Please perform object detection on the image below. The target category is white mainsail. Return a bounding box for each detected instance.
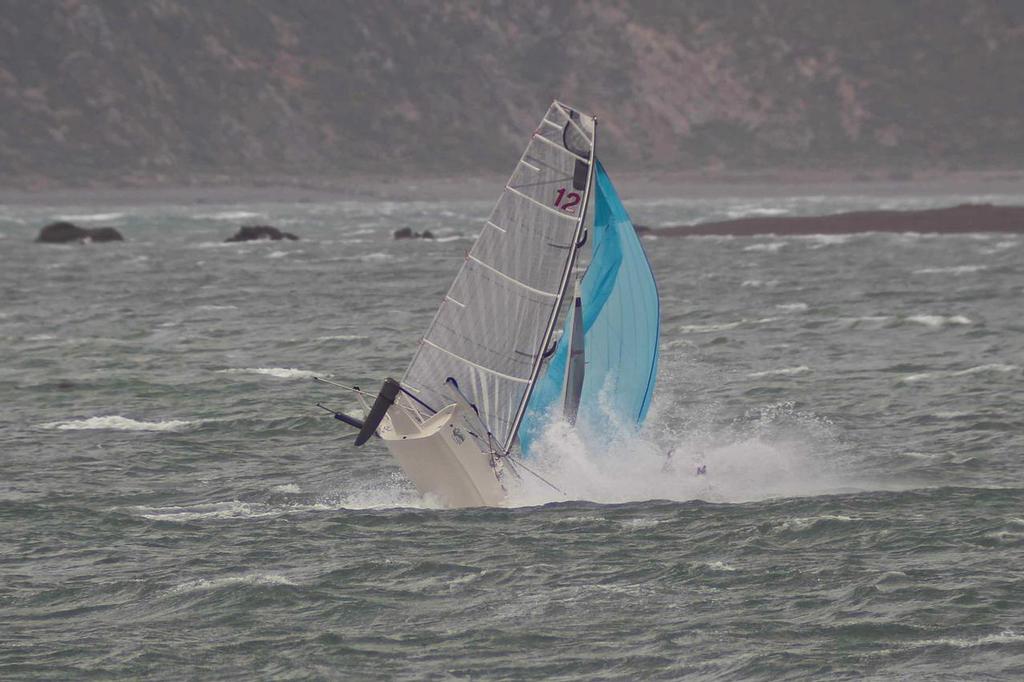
[401,101,596,452]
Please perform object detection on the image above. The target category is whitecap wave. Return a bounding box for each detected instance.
[191,210,264,221]
[906,314,972,328]
[56,212,125,222]
[743,241,787,252]
[218,367,321,379]
[741,279,779,288]
[775,302,808,312]
[41,415,192,431]
[913,265,988,275]
[748,366,811,378]
[315,334,365,342]
[679,317,779,334]
[951,363,1019,376]
[170,573,296,594]
[360,252,395,263]
[777,514,855,532]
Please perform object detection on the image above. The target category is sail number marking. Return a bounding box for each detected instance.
[553,188,581,214]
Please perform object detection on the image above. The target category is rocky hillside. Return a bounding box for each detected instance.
[1,0,1022,186]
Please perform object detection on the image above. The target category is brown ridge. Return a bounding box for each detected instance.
[640,204,1024,237]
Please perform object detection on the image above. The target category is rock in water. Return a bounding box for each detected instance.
[86,227,125,242]
[393,227,435,240]
[37,221,124,243]
[225,225,299,242]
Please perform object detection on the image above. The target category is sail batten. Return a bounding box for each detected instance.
[401,102,596,451]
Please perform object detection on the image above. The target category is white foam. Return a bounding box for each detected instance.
[266,250,289,259]
[900,364,1017,384]
[218,367,320,379]
[315,334,365,341]
[804,234,853,248]
[41,415,192,431]
[138,501,280,521]
[679,321,743,334]
[899,372,937,384]
[891,630,1024,653]
[907,314,972,329]
[743,241,786,252]
[679,317,779,334]
[952,363,1019,376]
[57,212,124,222]
[748,366,811,378]
[741,279,779,288]
[702,561,738,572]
[775,303,808,312]
[505,403,846,507]
[359,252,395,263]
[913,265,988,275]
[777,514,855,532]
[192,210,264,221]
[170,573,296,594]
[271,484,301,494]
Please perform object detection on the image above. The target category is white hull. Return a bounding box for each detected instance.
[380,403,506,508]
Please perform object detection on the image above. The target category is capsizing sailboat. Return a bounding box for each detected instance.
[319,101,659,508]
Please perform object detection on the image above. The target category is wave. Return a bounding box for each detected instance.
[882,630,1024,654]
[913,264,988,275]
[56,212,125,222]
[315,334,365,341]
[743,241,787,252]
[359,252,395,262]
[678,317,779,334]
[748,366,811,378]
[191,210,264,221]
[898,363,1018,384]
[775,514,856,533]
[169,573,296,594]
[775,302,809,312]
[40,415,193,431]
[906,314,972,329]
[951,363,1019,376]
[217,367,321,379]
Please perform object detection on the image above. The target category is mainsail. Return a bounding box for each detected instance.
[518,159,660,455]
[401,101,596,452]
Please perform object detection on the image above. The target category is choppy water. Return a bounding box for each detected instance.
[2,190,1024,679]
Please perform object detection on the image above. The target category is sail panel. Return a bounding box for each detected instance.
[402,102,595,448]
[518,159,660,456]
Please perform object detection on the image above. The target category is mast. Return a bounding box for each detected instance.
[502,109,597,454]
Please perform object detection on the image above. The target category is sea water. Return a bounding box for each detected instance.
[2,191,1023,679]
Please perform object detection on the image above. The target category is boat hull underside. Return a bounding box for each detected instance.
[380,405,506,508]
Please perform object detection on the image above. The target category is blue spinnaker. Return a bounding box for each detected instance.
[518,159,659,456]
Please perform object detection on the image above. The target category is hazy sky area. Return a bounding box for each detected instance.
[0,0,1022,189]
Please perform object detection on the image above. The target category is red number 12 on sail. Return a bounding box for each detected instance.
[554,188,581,213]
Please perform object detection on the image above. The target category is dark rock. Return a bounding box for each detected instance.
[86,226,124,242]
[393,227,435,240]
[37,221,124,243]
[225,225,299,242]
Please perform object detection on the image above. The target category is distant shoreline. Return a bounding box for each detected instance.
[1,169,1023,205]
